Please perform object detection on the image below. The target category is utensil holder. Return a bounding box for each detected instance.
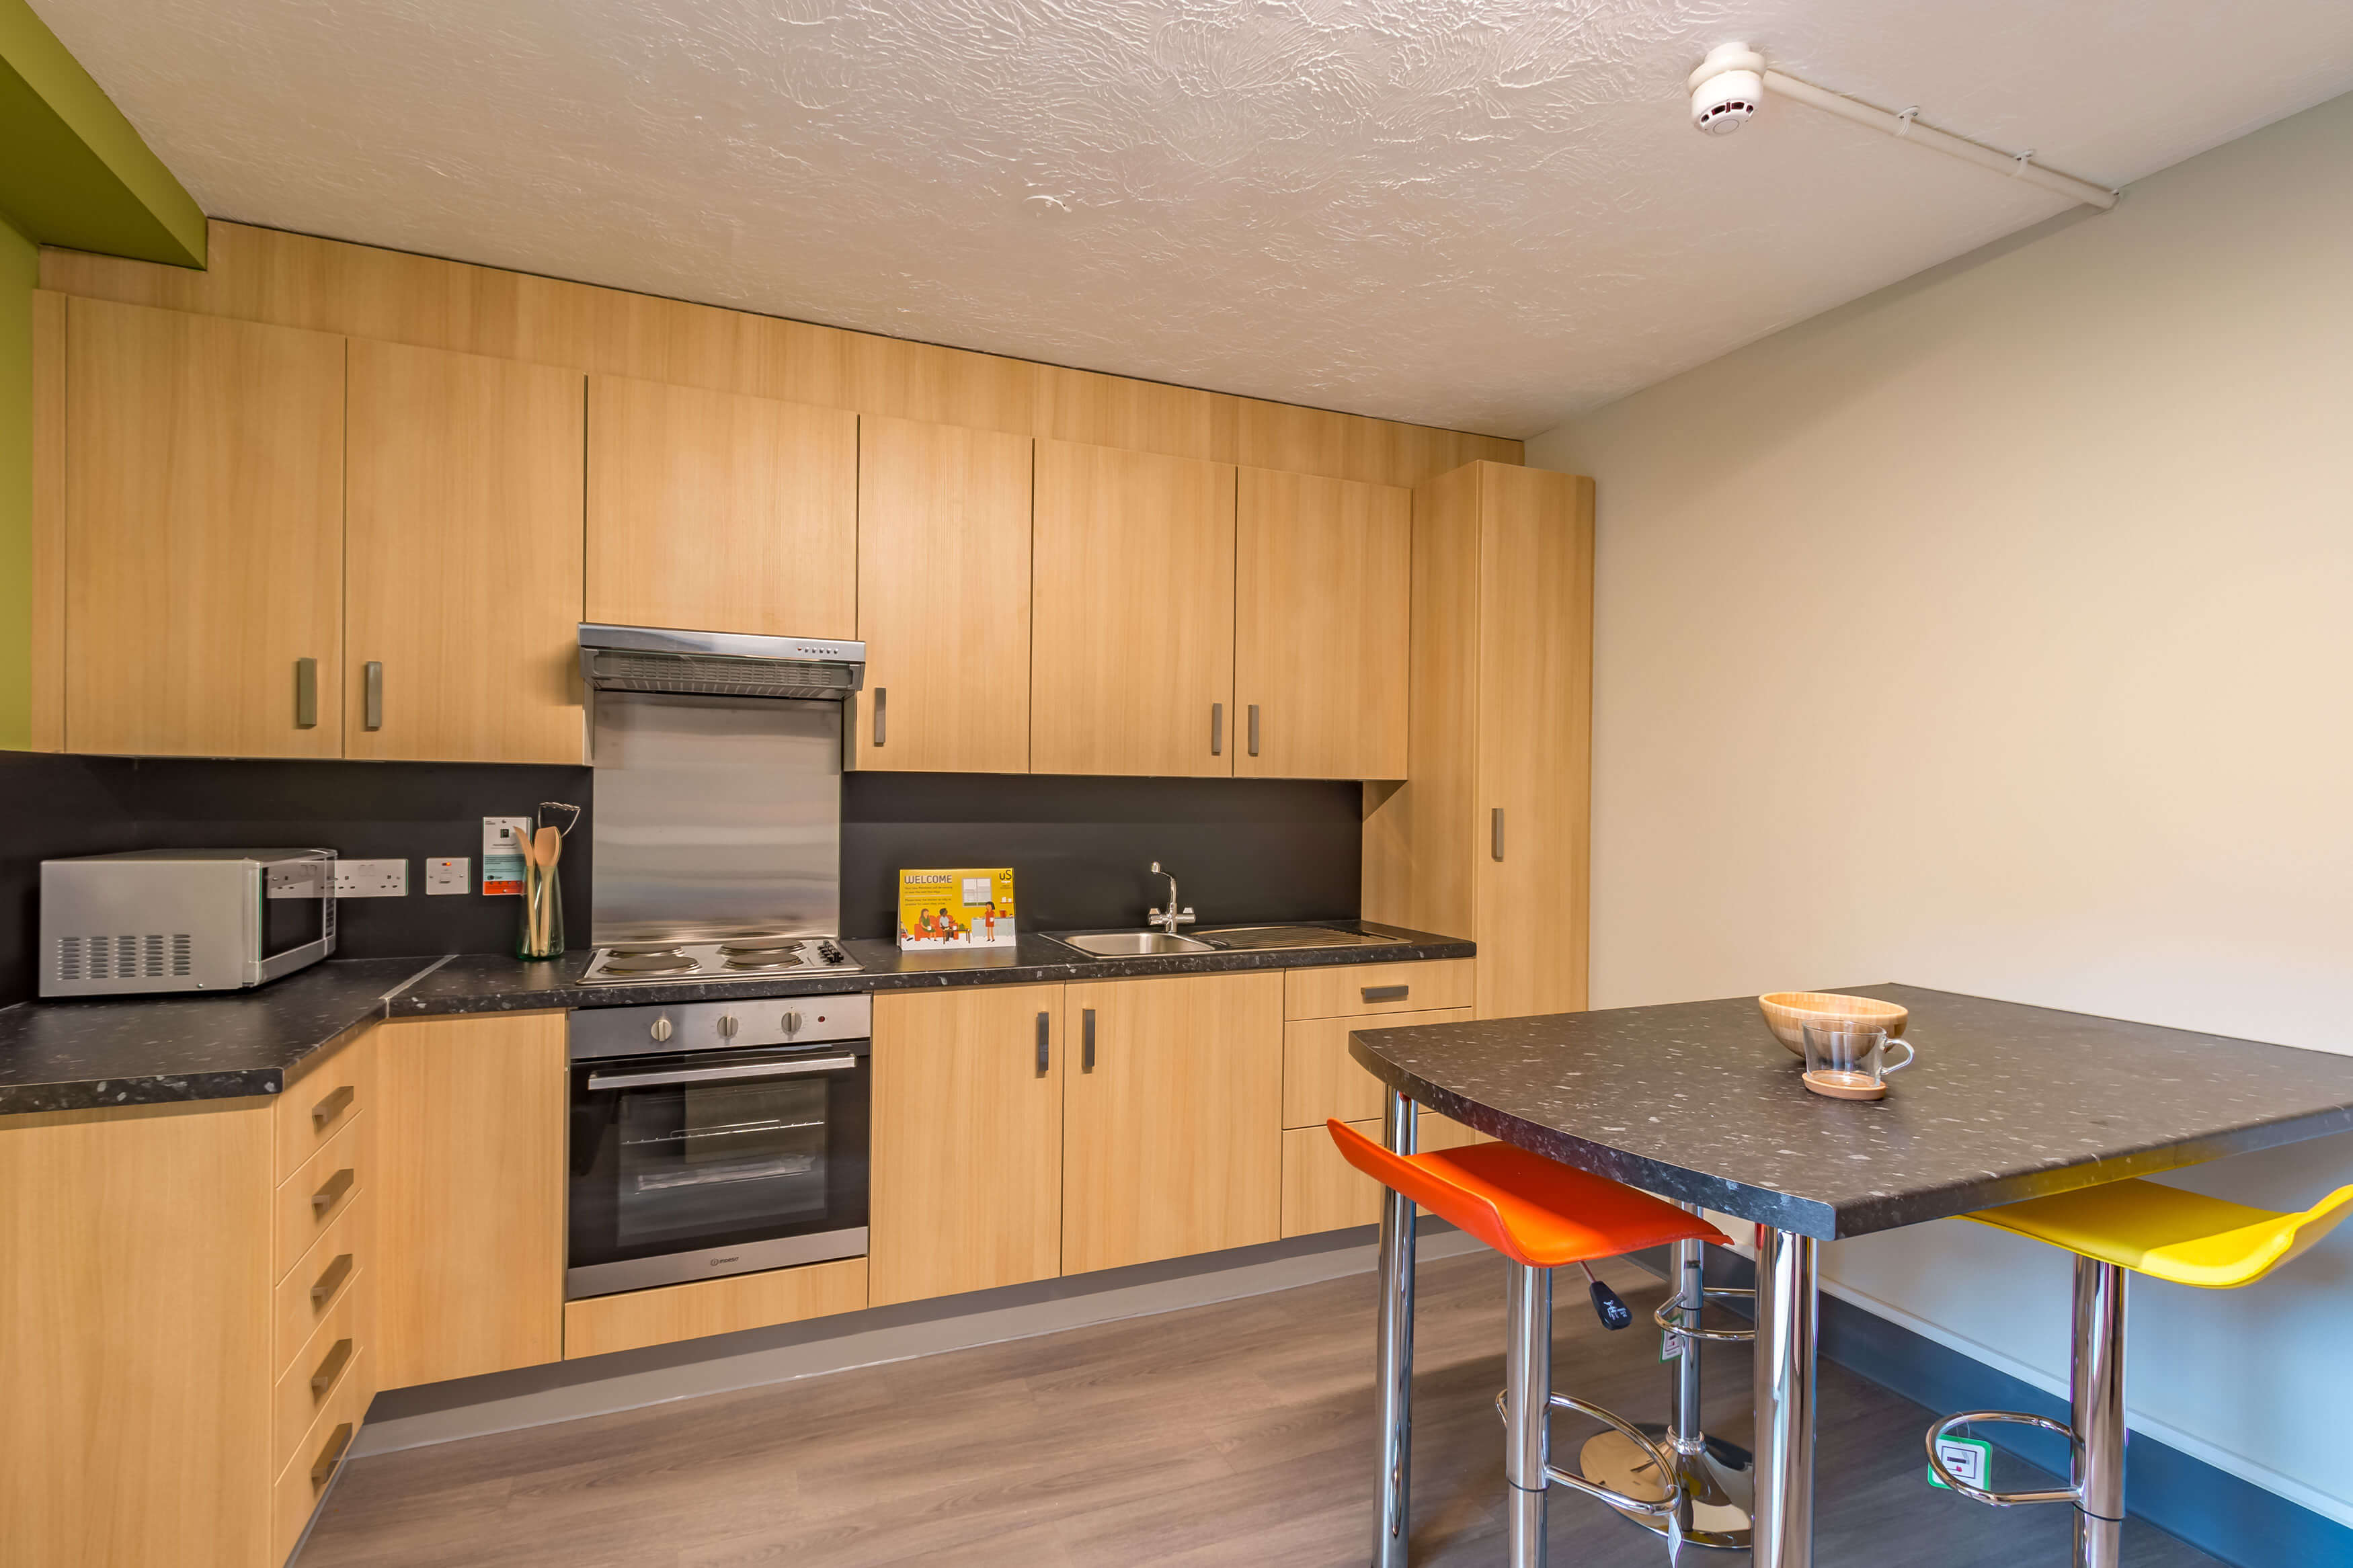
[519,858,564,960]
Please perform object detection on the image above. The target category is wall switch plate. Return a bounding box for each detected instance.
[425,857,469,895]
[333,858,409,898]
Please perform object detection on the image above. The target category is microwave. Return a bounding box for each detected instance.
[40,849,338,998]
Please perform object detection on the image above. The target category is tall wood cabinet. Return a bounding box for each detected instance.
[1031,439,1237,776]
[854,416,1034,772]
[60,297,346,758]
[1365,461,1595,1020]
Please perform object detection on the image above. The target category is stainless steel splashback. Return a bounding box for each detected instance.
[589,690,842,944]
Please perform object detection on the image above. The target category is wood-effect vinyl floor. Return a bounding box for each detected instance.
[299,1251,2219,1567]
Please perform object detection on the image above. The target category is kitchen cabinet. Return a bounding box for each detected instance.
[869,983,1066,1305]
[1279,1110,1487,1237]
[376,1012,567,1389]
[60,296,346,759]
[854,416,1034,773]
[1234,468,1410,780]
[1030,438,1237,777]
[563,1258,869,1359]
[586,374,857,638]
[346,339,586,764]
[1366,461,1593,1020]
[1062,970,1283,1272]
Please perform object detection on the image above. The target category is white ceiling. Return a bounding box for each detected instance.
[34,0,2353,438]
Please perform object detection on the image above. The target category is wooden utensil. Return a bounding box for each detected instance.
[1758,991,1909,1058]
[534,827,561,870]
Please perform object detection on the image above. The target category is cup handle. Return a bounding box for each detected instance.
[1882,1038,1916,1075]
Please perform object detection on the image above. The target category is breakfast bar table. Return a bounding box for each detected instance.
[1348,983,2353,1568]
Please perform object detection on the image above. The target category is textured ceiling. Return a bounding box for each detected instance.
[31,0,2353,437]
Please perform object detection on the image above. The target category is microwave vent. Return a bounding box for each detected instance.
[58,934,192,982]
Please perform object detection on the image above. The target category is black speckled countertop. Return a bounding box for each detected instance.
[0,922,1470,1115]
[1350,983,2353,1240]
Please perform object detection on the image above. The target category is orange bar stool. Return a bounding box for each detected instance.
[1329,1120,1730,1566]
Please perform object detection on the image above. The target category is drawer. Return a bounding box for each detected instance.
[271,1348,372,1566]
[274,1271,372,1473]
[1279,1111,1489,1239]
[276,1114,367,1282]
[275,1194,372,1372]
[1282,1008,1472,1128]
[563,1258,869,1360]
[276,1030,374,1182]
[1285,959,1472,1022]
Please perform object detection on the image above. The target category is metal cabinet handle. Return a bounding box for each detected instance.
[1362,984,1409,1003]
[310,1167,355,1216]
[873,686,887,746]
[310,1082,356,1130]
[1491,807,1505,862]
[294,657,319,729]
[309,1251,354,1308]
[1036,1011,1050,1076]
[1082,1007,1096,1073]
[1210,703,1223,757]
[310,1337,354,1398]
[363,662,384,731]
[311,1422,354,1489]
[1248,704,1260,757]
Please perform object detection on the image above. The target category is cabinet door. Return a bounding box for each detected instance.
[854,417,1033,772]
[869,983,1064,1305]
[346,341,585,763]
[375,1013,566,1388]
[1063,971,1283,1273]
[63,298,346,757]
[1031,439,1235,776]
[587,374,856,638]
[1474,465,1595,1020]
[1235,468,1409,779]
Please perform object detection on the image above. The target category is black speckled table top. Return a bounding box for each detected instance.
[1349,983,2353,1239]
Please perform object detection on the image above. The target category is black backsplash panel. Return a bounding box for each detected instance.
[0,752,590,1006]
[840,772,1362,942]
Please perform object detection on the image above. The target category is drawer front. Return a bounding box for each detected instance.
[276,1114,367,1282]
[563,1257,869,1360]
[271,1348,372,1565]
[1282,1008,1472,1128]
[276,1031,375,1182]
[274,1273,371,1473]
[1285,959,1472,1022]
[1279,1110,1488,1239]
[275,1194,372,1372]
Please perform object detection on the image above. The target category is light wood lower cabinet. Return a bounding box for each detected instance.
[1279,1111,1488,1237]
[870,983,1066,1305]
[376,1012,567,1389]
[563,1258,869,1359]
[1062,971,1284,1273]
[1281,1006,1474,1128]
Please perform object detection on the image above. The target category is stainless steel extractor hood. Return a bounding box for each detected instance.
[578,623,865,700]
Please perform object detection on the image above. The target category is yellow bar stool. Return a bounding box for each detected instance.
[1925,1178,2353,1568]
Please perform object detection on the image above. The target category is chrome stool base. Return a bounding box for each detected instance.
[1580,1425,1755,1549]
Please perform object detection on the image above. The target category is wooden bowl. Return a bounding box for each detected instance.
[1758,992,1909,1058]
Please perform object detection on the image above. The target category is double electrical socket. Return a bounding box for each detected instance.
[332,859,409,898]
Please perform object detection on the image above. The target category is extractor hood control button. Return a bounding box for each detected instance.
[718,1015,740,1038]
[649,1016,674,1043]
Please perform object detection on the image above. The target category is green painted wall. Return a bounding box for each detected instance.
[0,216,33,751]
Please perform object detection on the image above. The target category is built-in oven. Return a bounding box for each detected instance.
[567,995,870,1299]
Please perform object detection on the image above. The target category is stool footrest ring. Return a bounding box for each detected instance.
[1493,1389,1685,1519]
[1925,1410,2081,1508]
[1650,1286,1757,1343]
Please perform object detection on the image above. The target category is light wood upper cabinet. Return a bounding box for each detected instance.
[1031,439,1236,777]
[854,417,1033,772]
[586,375,857,638]
[1234,467,1409,780]
[374,1013,567,1390]
[869,983,1065,1305]
[61,297,346,758]
[1062,970,1283,1273]
[346,340,586,764]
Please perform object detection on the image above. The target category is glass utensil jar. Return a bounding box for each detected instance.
[520,855,564,960]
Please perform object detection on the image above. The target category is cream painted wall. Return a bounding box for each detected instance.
[1528,89,2353,1520]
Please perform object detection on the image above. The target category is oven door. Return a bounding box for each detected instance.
[567,1038,870,1298]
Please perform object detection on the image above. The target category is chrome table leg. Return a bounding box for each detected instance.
[1372,1087,1419,1568]
[1504,1260,1552,1568]
[2071,1257,2127,1568]
[1752,1228,1818,1568]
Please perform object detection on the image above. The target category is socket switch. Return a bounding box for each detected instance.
[425,857,469,895]
[333,858,409,898]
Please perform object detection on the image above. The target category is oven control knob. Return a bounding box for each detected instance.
[718,1014,740,1038]
[649,1016,674,1043]
[783,1010,803,1035]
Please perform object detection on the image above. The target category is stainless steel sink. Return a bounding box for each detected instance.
[1190,924,1406,951]
[1051,930,1218,957]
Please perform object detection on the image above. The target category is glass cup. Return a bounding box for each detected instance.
[1801,1020,1914,1098]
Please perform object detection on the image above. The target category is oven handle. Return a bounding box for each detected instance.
[586,1055,858,1091]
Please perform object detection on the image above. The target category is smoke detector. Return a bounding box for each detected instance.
[1688,42,1765,135]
